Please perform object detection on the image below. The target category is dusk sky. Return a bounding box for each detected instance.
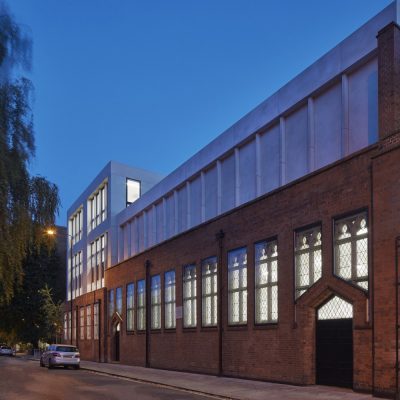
[10,0,392,224]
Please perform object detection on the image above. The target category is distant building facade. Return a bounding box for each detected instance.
[64,2,400,397]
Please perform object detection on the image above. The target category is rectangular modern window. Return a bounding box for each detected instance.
[126,283,134,331]
[228,247,247,325]
[126,179,141,206]
[295,226,322,298]
[116,287,122,315]
[72,310,76,342]
[109,289,114,318]
[72,251,82,299]
[255,240,278,324]
[201,257,217,327]
[80,307,85,340]
[151,275,161,329]
[88,234,107,291]
[88,183,107,231]
[137,280,146,331]
[183,264,197,328]
[69,208,83,245]
[63,313,68,341]
[93,303,99,340]
[164,271,176,329]
[334,211,368,290]
[86,305,92,340]
[68,311,71,341]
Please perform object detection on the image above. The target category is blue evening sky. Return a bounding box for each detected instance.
[10,0,392,224]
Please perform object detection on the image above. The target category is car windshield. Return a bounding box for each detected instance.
[2,346,11,349]
[55,346,78,353]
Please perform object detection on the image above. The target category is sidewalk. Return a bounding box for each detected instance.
[80,360,375,400]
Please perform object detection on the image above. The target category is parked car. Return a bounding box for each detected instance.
[40,345,80,369]
[0,345,14,356]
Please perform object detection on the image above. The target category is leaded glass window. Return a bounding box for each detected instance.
[63,313,68,341]
[228,247,247,325]
[255,240,278,324]
[72,310,76,342]
[116,287,122,315]
[295,226,322,298]
[68,311,71,341]
[126,283,135,331]
[183,264,197,328]
[137,280,146,331]
[202,257,218,327]
[108,289,114,317]
[164,271,176,329]
[93,303,99,340]
[80,307,85,340]
[151,275,161,329]
[317,296,353,320]
[334,212,368,290]
[86,305,92,340]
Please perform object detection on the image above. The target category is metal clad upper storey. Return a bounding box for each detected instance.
[112,2,398,262]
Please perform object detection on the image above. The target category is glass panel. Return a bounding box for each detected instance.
[201,257,217,327]
[228,248,247,325]
[334,212,368,290]
[127,179,141,205]
[295,226,322,298]
[183,264,197,328]
[318,296,353,320]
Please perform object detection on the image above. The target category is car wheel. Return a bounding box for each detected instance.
[63,365,68,369]
[47,359,54,369]
[40,358,44,367]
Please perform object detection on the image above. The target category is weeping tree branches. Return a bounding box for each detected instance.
[0,2,60,305]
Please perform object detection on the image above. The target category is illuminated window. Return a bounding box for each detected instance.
[93,303,99,340]
[126,283,135,331]
[127,179,141,206]
[79,307,85,340]
[137,280,146,331]
[255,240,278,324]
[69,208,83,245]
[72,251,82,299]
[72,310,76,342]
[334,212,368,290]
[88,183,107,231]
[228,248,247,325]
[183,264,197,328]
[151,275,161,329]
[86,305,92,340]
[63,313,68,341]
[318,296,353,320]
[201,257,217,327]
[164,271,176,329]
[88,234,107,291]
[295,226,322,298]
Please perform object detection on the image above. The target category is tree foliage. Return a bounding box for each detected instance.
[0,242,65,346]
[0,2,60,305]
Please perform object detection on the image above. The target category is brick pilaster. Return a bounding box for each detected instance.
[378,22,400,139]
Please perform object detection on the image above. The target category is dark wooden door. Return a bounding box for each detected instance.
[316,319,353,388]
[115,331,120,362]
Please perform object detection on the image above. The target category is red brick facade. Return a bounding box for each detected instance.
[67,22,400,399]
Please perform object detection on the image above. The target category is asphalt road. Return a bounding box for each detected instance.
[0,356,210,400]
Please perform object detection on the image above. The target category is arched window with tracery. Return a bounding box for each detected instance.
[334,211,368,290]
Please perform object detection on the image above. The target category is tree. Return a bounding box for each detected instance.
[0,1,60,305]
[0,241,65,347]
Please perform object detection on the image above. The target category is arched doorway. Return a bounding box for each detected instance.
[316,296,353,388]
[114,322,120,362]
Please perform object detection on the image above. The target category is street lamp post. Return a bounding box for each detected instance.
[46,228,73,345]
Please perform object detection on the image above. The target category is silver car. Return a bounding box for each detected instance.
[0,345,14,356]
[40,345,80,369]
